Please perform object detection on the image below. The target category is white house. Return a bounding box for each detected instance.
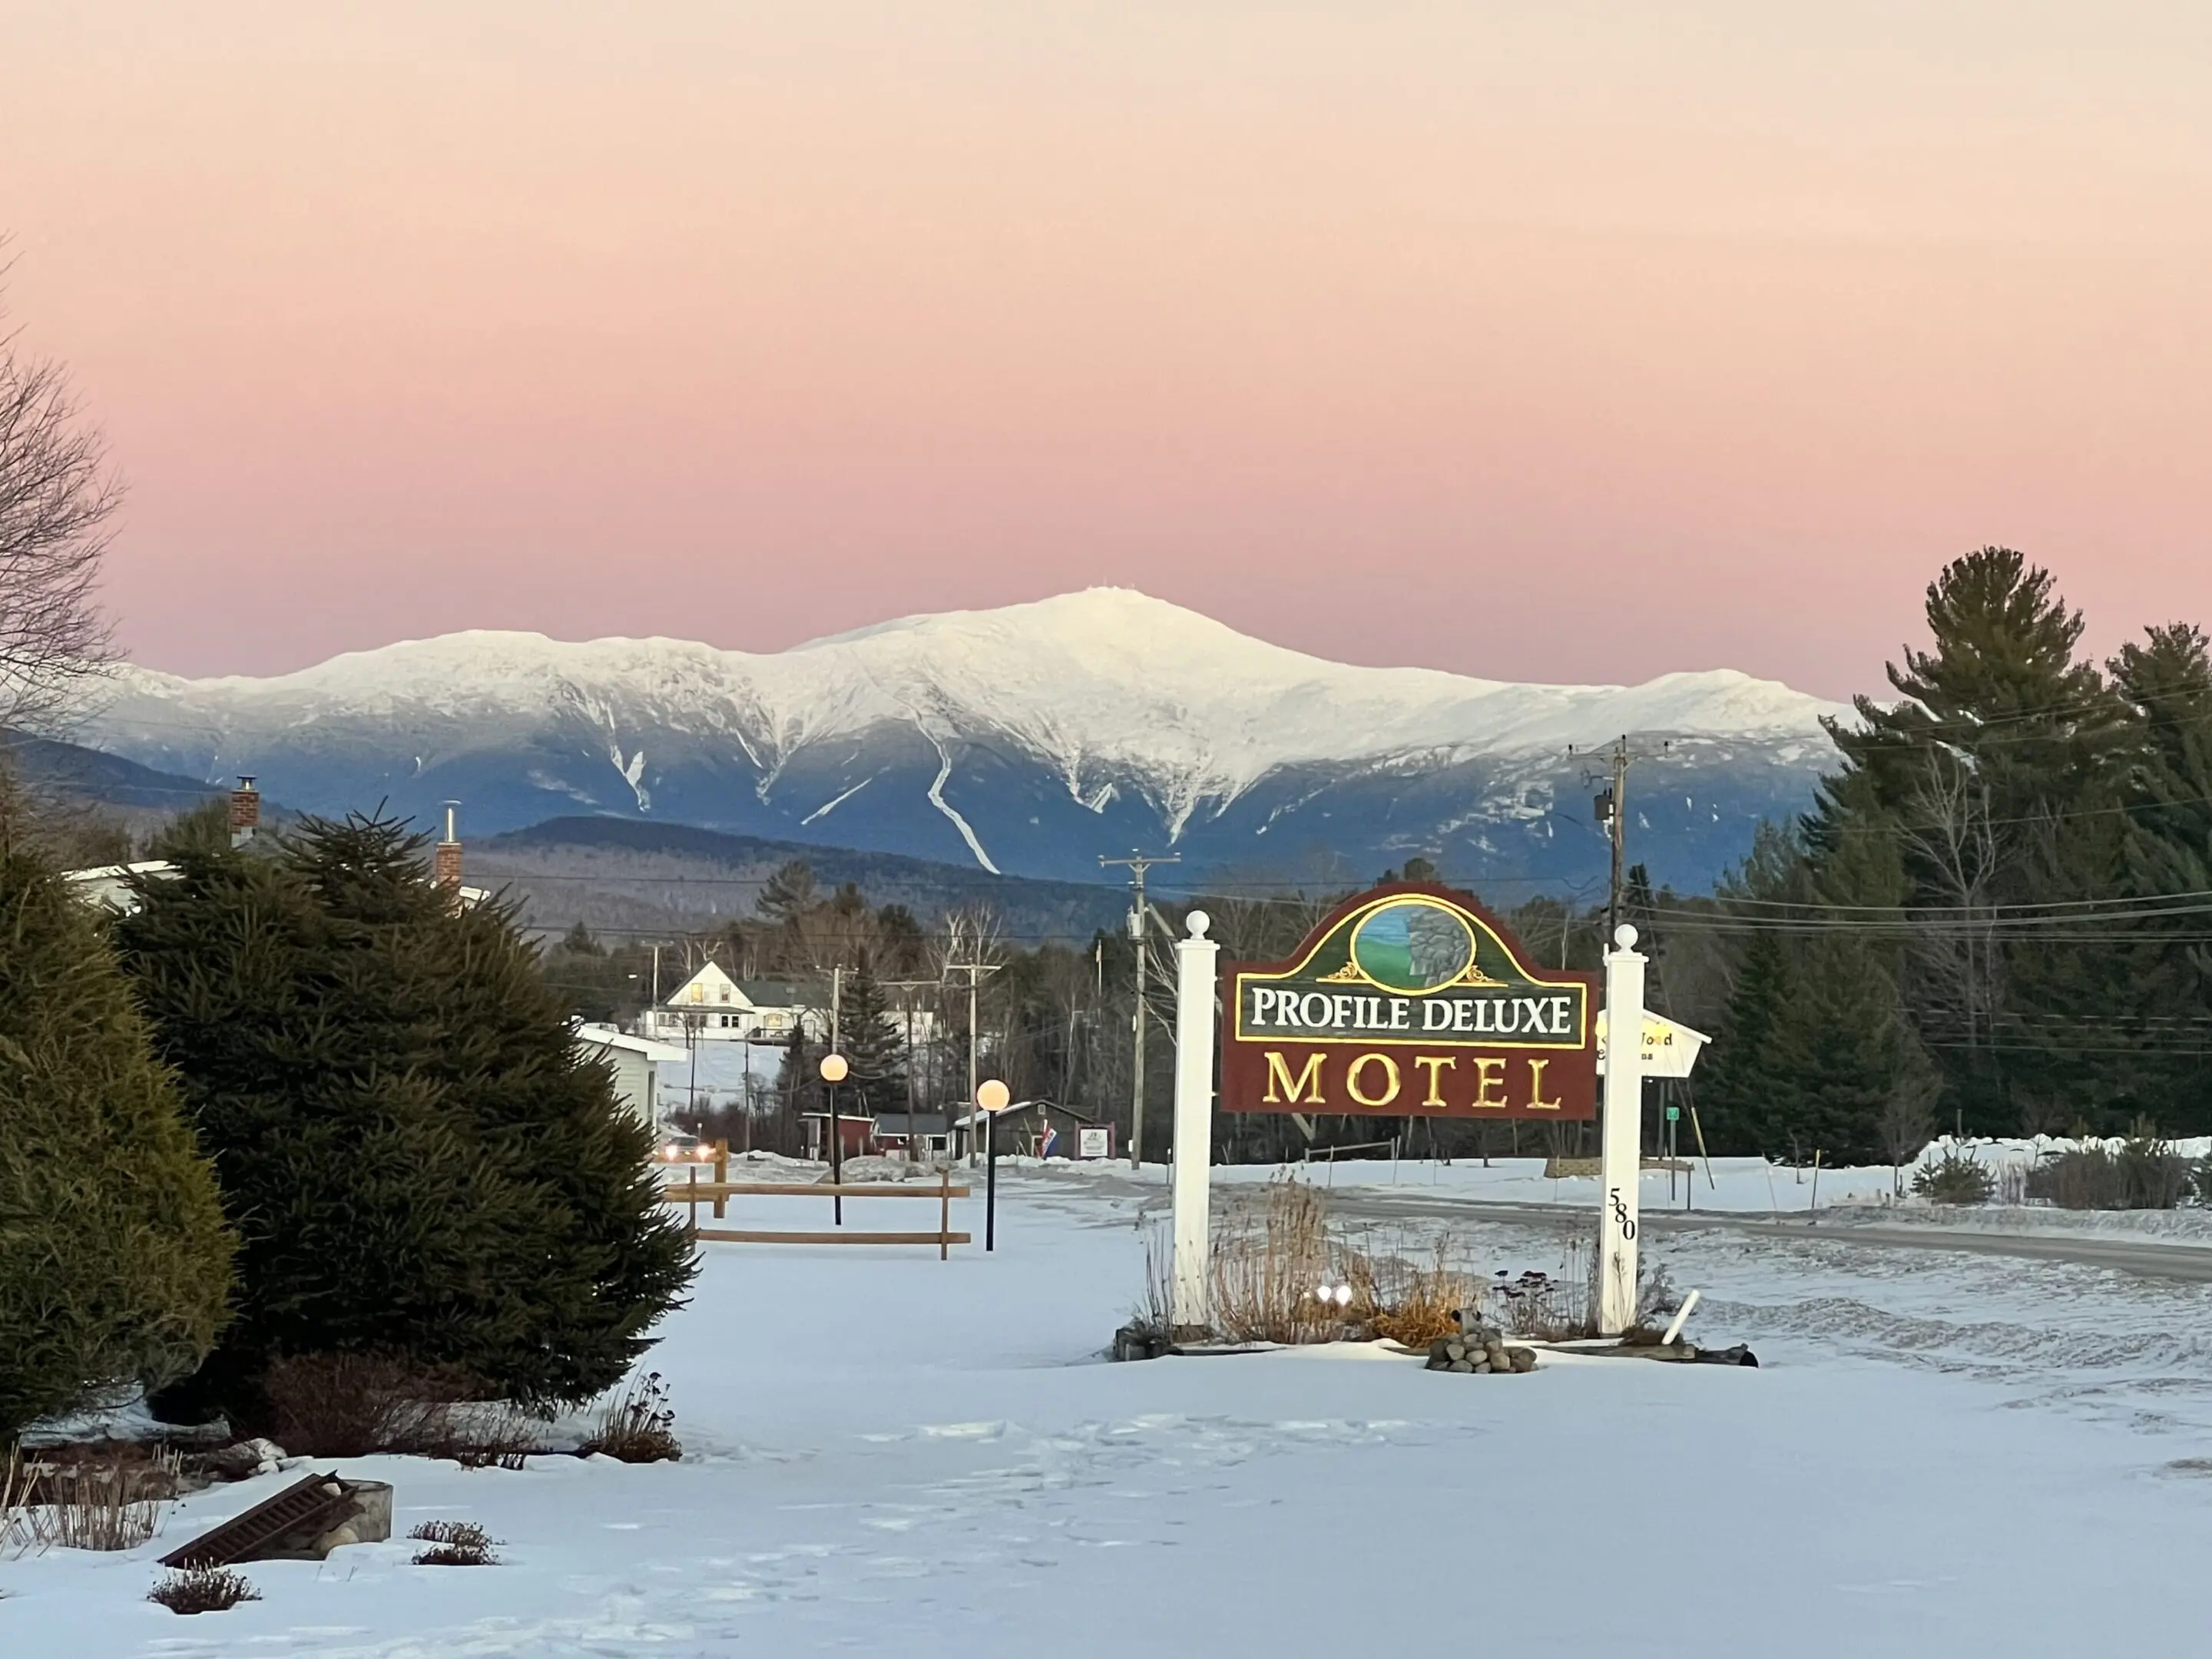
[573,1024,690,1131]
[641,961,942,1048]
[61,860,488,916]
[641,962,818,1042]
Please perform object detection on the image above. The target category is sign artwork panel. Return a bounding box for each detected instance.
[1221,884,1599,1120]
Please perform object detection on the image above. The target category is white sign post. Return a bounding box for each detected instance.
[1598,924,1647,1337]
[1171,909,1220,1335]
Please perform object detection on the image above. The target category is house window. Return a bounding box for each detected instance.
[689,985,703,1003]
[719,986,731,1003]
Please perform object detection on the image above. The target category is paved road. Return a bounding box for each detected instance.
[1308,1190,2212,1285]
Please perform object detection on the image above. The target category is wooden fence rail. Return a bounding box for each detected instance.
[662,1166,971,1259]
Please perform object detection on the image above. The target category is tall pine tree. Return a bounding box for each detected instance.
[1818,548,2131,1132]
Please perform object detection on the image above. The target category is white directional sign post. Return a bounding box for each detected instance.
[1598,926,1647,1336]
[1171,910,1220,1335]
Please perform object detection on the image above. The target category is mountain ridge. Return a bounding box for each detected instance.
[86,588,1850,890]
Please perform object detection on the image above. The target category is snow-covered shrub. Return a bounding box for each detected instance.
[149,1565,260,1612]
[410,1519,499,1565]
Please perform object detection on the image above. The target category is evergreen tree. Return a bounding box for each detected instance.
[116,811,694,1419]
[0,800,233,1439]
[835,966,910,1118]
[757,859,817,924]
[2109,624,2212,1130]
[1695,926,1796,1154]
[1696,810,1936,1164]
[1696,823,1810,1153]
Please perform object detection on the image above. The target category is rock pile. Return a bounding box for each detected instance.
[1425,1321,1537,1376]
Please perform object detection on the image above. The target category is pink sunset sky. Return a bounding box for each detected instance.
[5,2,2210,697]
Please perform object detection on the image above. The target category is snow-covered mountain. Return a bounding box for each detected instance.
[88,589,1851,892]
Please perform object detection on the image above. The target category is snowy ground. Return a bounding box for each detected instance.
[654,1041,781,1118]
[8,1169,2212,1656]
[1206,1146,2212,1239]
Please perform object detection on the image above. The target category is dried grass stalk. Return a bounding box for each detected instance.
[1207,1177,1355,1344]
[577,1373,680,1464]
[1353,1239,1483,1348]
[4,1443,180,1555]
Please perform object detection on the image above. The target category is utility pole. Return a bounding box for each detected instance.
[1578,736,1670,951]
[1577,734,1669,1170]
[942,959,1002,1161]
[1099,851,1181,1168]
[882,978,942,1154]
[1601,740,1628,946]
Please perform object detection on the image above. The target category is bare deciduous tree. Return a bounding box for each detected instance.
[1878,1070,1939,1195]
[1897,747,2002,1055]
[0,267,121,733]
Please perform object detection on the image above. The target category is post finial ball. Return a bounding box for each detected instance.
[1614,924,1639,951]
[1185,909,1210,939]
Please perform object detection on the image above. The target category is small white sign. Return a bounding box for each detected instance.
[1594,1009,1710,1081]
[1077,1127,1111,1161]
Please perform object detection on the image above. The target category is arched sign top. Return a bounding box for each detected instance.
[1222,882,1599,1120]
[1269,886,1575,998]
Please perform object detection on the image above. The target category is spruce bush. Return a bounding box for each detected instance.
[1911,1147,1996,1206]
[116,810,694,1420]
[0,807,233,1440]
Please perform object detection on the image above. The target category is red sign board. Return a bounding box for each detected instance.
[1221,883,1598,1120]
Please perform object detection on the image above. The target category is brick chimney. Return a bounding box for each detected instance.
[229,777,260,847]
[435,800,462,894]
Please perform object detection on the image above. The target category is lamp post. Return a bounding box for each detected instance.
[820,1051,850,1224]
[976,1078,1011,1250]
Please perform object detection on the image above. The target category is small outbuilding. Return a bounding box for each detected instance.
[799,1111,879,1161]
[873,1112,955,1161]
[574,1025,690,1132]
[954,1099,1114,1160]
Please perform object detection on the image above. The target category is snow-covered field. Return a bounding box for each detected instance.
[8,1169,2211,1656]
